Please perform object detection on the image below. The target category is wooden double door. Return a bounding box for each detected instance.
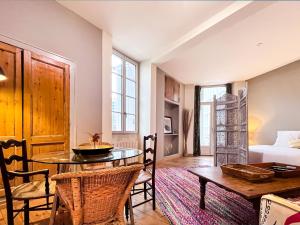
[0,42,70,191]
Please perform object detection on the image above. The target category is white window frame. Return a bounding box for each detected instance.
[200,85,226,105]
[112,49,139,134]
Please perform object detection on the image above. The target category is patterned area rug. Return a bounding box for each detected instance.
[155,167,257,225]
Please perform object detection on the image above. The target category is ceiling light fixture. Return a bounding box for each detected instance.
[256,42,263,47]
[0,67,7,81]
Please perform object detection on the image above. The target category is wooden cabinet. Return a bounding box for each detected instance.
[0,42,70,189]
[0,42,22,191]
[23,51,70,177]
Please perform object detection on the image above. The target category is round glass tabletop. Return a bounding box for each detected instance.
[30,148,143,165]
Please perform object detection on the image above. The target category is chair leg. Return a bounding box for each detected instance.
[152,182,156,210]
[24,200,29,225]
[49,193,59,225]
[125,199,129,221]
[144,183,147,200]
[113,160,121,167]
[129,195,135,225]
[6,199,14,225]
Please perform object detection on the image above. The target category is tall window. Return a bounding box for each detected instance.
[112,51,138,133]
[200,86,226,152]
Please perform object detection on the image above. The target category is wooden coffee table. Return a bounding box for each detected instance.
[188,167,300,217]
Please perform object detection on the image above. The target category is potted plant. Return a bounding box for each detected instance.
[88,132,102,148]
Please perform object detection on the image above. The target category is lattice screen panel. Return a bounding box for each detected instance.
[213,89,248,166]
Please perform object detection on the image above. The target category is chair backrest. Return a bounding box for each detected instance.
[143,134,157,175]
[0,139,29,197]
[51,164,143,225]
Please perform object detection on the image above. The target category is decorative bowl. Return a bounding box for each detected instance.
[221,164,275,182]
[72,144,114,155]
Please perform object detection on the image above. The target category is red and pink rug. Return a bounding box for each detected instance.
[155,167,257,225]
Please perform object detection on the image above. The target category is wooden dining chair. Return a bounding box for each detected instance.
[112,140,141,166]
[0,139,55,225]
[130,134,157,210]
[50,164,143,225]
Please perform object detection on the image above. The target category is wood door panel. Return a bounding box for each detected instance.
[31,60,65,137]
[24,50,70,170]
[0,52,18,137]
[31,135,65,144]
[0,44,22,140]
[0,42,22,190]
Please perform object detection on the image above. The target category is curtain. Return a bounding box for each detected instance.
[226,83,232,94]
[193,85,201,156]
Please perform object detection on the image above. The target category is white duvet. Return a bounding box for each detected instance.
[249,145,300,166]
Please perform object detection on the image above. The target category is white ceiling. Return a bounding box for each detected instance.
[57,1,232,61]
[159,1,300,85]
[58,1,300,85]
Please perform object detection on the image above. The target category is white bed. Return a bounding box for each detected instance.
[249,145,300,166]
[249,130,300,166]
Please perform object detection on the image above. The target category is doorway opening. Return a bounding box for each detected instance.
[200,86,226,155]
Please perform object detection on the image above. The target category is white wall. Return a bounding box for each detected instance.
[139,61,157,145]
[101,32,112,143]
[0,0,105,145]
[248,60,300,144]
[183,84,195,155]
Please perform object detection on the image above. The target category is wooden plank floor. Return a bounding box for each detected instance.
[0,156,213,225]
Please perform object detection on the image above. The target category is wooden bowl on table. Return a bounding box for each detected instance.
[221,164,275,182]
[73,142,114,155]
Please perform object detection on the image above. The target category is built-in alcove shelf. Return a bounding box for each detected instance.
[164,133,178,136]
[164,134,179,156]
[165,98,180,106]
[156,67,183,160]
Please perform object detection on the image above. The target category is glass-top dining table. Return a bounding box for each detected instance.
[30,148,143,172]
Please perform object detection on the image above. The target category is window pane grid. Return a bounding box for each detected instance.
[125,76,136,82]
[112,74,122,94]
[126,78,136,82]
[201,86,226,102]
[126,79,136,98]
[125,113,135,116]
[112,112,122,131]
[112,54,123,75]
[112,52,138,133]
[112,91,123,95]
[112,72,122,79]
[125,61,136,81]
[112,93,122,113]
[125,95,136,100]
[125,114,136,132]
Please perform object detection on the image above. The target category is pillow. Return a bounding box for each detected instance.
[288,139,300,149]
[273,131,300,147]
